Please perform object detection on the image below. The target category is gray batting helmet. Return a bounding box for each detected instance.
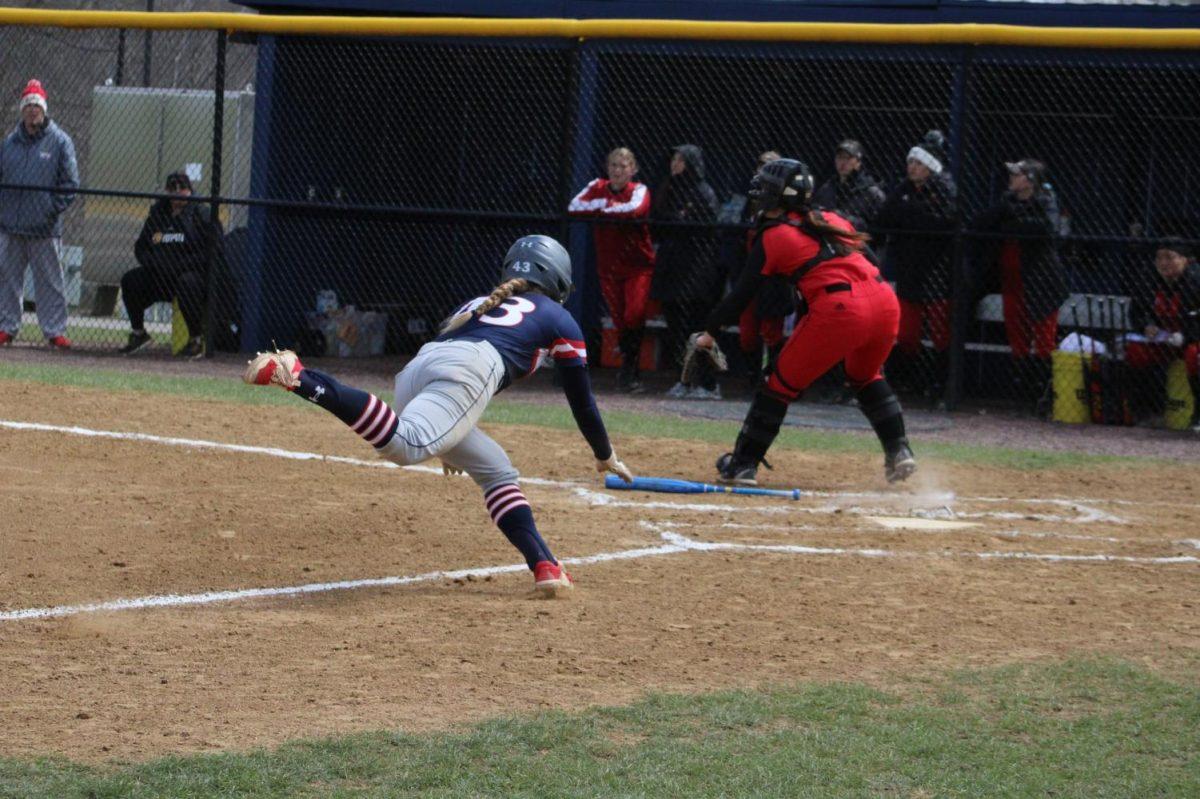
[501,234,573,303]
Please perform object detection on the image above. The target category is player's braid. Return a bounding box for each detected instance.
[439,278,531,335]
[474,278,530,316]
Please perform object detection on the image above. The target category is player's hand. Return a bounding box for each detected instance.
[441,460,464,477]
[1145,325,1159,339]
[694,332,715,350]
[597,451,634,484]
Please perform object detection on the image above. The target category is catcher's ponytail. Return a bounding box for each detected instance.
[802,210,870,256]
[439,278,531,335]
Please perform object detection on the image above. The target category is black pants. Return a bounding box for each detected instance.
[121,266,204,335]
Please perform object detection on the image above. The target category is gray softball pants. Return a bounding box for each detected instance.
[377,339,520,493]
[0,232,67,338]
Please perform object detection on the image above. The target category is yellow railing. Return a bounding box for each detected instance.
[0,7,1197,49]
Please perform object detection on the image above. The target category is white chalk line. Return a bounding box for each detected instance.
[1,418,1196,623]
[0,419,1172,521]
[571,486,1120,525]
[707,521,1126,546]
[3,523,1196,623]
[0,419,569,488]
[643,525,1199,566]
[0,541,689,622]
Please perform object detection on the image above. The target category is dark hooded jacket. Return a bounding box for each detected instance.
[134,198,221,277]
[651,145,720,304]
[876,170,958,302]
[811,168,885,233]
[1127,261,1200,344]
[971,187,1068,322]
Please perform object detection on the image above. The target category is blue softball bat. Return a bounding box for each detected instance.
[604,474,803,500]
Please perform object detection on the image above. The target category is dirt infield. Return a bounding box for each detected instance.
[1,377,1198,762]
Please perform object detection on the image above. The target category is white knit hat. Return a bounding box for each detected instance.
[907,145,943,174]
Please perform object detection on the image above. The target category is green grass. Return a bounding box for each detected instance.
[0,360,1149,470]
[17,321,171,349]
[0,658,1195,798]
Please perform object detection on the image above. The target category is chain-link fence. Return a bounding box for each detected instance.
[1,13,1199,429]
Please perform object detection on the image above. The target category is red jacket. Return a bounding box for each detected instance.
[568,178,655,277]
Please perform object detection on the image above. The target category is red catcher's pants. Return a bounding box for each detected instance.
[897,298,951,355]
[767,278,899,399]
[738,298,786,353]
[1000,258,1058,359]
[599,269,653,333]
[1125,339,1200,376]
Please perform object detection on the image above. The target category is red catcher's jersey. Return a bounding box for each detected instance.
[568,178,655,276]
[760,211,881,304]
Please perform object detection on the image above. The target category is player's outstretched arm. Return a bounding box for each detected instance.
[557,364,634,483]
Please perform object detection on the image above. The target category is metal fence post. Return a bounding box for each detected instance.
[558,40,580,261]
[945,47,974,412]
[116,29,126,86]
[142,0,155,86]
[205,28,226,358]
[565,43,600,355]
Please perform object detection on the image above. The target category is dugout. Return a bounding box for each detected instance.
[231,1,1200,410]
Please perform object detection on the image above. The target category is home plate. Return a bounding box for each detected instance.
[865,516,982,531]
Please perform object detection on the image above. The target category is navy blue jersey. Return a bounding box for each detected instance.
[437,292,587,384]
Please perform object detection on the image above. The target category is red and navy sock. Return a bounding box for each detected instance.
[484,483,554,570]
[296,368,399,450]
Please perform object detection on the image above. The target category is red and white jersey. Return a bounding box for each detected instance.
[568,178,655,277]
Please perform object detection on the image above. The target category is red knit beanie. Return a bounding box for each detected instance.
[20,79,47,113]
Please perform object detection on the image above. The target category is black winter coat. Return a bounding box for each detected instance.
[1127,261,1200,344]
[875,171,958,302]
[972,189,1068,323]
[651,149,719,304]
[134,199,222,277]
[811,169,885,233]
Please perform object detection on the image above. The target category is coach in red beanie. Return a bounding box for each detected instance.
[0,78,80,349]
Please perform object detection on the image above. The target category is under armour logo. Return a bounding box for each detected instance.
[309,385,326,403]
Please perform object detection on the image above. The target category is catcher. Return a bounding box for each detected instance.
[692,158,916,486]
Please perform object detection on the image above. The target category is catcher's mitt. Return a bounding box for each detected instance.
[680,332,729,385]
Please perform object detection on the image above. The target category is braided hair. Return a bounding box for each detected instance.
[439,278,532,335]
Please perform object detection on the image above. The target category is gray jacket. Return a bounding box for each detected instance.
[0,119,79,238]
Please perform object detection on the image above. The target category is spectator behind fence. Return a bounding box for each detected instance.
[972,158,1067,402]
[651,144,720,399]
[731,150,793,391]
[1123,238,1200,429]
[119,171,223,359]
[876,130,958,401]
[0,79,79,350]
[811,139,885,233]
[567,146,656,393]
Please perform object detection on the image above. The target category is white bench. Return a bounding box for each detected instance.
[971,292,1132,354]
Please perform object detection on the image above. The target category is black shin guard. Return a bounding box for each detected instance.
[856,378,907,453]
[731,390,790,466]
[1190,375,1200,425]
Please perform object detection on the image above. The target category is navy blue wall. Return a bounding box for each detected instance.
[244,35,572,349]
[239,30,1200,352]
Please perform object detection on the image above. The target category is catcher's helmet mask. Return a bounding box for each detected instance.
[501,234,573,303]
[748,158,814,213]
